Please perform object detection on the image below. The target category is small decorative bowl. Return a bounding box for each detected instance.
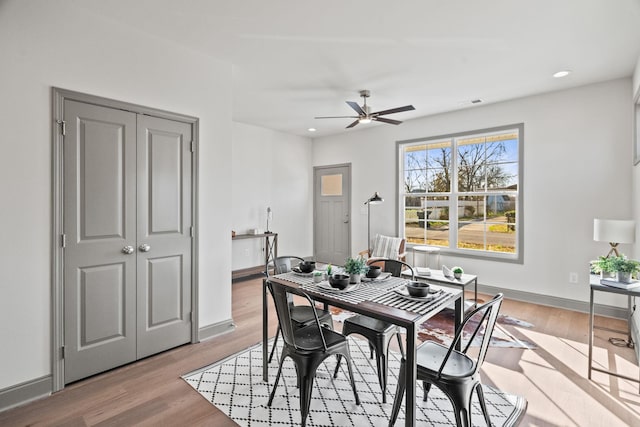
[298,261,316,273]
[366,265,381,278]
[329,274,350,290]
[406,281,430,297]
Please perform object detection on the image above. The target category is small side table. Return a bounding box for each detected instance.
[588,274,640,392]
[411,245,440,269]
[403,269,478,310]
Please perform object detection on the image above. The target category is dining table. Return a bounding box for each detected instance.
[263,271,463,427]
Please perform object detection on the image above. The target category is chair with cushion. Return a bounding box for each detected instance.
[335,258,415,403]
[388,293,504,427]
[267,280,360,427]
[266,256,334,363]
[359,234,407,262]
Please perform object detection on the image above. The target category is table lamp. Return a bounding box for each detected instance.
[593,218,635,257]
[364,192,383,256]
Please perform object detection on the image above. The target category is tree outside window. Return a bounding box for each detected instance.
[399,125,522,261]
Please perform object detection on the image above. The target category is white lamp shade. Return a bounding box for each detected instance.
[593,219,635,244]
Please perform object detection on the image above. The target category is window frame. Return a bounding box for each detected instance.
[396,123,524,263]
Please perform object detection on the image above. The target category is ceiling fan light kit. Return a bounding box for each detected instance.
[315,89,415,129]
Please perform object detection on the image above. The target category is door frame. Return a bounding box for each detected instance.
[312,163,352,263]
[51,88,200,391]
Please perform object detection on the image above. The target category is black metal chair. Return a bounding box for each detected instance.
[335,259,415,403]
[267,280,360,427]
[388,293,504,427]
[266,256,334,363]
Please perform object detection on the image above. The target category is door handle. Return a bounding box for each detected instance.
[139,243,151,252]
[122,245,135,254]
[343,220,349,223]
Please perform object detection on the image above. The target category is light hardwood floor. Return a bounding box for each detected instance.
[1,277,639,426]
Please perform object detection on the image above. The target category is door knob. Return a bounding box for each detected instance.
[139,243,151,252]
[122,245,135,254]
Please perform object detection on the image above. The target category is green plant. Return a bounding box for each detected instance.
[593,256,640,274]
[610,256,640,274]
[452,266,463,274]
[343,256,368,275]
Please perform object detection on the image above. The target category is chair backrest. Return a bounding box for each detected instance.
[268,280,328,351]
[367,258,415,280]
[266,256,305,277]
[437,293,503,378]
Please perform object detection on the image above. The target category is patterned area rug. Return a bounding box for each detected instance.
[183,338,527,426]
[331,306,536,350]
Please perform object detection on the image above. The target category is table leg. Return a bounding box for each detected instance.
[263,278,269,382]
[454,295,462,351]
[473,278,478,308]
[588,287,594,380]
[405,323,416,427]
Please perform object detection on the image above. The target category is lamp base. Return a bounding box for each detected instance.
[605,243,620,258]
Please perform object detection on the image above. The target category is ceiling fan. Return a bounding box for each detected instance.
[315,90,415,128]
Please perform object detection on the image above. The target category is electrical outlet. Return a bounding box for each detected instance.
[569,272,578,284]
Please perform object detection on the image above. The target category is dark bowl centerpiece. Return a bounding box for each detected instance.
[329,274,350,290]
[298,261,316,273]
[366,265,381,278]
[406,281,430,297]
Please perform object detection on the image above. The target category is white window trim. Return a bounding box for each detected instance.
[396,123,524,264]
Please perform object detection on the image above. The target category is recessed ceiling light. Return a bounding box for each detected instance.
[553,70,571,78]
[307,128,316,132]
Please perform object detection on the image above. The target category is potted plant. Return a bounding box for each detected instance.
[344,256,368,284]
[593,256,639,283]
[452,266,464,279]
[610,256,640,283]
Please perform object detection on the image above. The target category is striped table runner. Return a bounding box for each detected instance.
[370,289,454,315]
[274,272,407,304]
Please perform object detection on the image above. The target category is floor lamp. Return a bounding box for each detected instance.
[364,192,383,256]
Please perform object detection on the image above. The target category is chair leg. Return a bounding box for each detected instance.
[333,355,342,378]
[342,351,360,405]
[422,381,431,402]
[268,325,281,363]
[299,374,315,427]
[267,354,286,406]
[475,383,492,427]
[446,385,473,427]
[375,336,390,403]
[388,358,406,427]
[395,331,405,358]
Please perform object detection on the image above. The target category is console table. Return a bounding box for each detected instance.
[588,274,640,391]
[231,232,278,279]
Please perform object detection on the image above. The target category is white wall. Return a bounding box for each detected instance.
[0,1,233,390]
[313,78,633,307]
[631,56,640,346]
[231,122,314,269]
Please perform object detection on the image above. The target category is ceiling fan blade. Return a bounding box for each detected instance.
[315,116,359,119]
[346,119,360,128]
[372,105,415,116]
[374,117,402,125]
[346,101,366,116]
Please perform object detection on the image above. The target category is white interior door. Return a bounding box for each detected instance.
[313,164,351,265]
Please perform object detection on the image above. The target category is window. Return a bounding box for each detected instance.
[398,124,522,262]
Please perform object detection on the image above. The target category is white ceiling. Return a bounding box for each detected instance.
[82,0,640,137]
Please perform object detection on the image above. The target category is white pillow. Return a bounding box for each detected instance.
[371,234,402,259]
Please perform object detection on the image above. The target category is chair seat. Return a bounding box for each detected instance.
[416,342,474,380]
[291,305,332,326]
[343,314,397,334]
[294,323,347,351]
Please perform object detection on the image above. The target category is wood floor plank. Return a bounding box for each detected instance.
[1,277,638,426]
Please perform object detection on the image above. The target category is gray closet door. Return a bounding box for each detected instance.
[136,115,192,358]
[63,101,138,383]
[63,101,193,383]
